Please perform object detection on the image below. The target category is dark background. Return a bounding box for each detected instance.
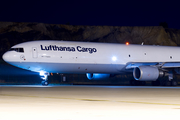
[0,0,180,29]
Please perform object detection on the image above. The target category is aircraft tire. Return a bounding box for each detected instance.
[165,81,171,86]
[171,80,178,86]
[42,81,49,86]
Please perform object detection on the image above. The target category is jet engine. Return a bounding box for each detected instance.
[133,66,164,81]
[86,73,110,80]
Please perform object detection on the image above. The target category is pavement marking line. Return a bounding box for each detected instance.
[1,94,180,106]
[78,98,109,102]
[118,101,180,106]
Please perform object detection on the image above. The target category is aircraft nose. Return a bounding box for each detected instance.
[2,52,10,62]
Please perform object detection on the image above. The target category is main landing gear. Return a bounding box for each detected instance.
[152,78,178,86]
[40,72,49,86]
[162,71,178,86]
[156,71,178,86]
[130,71,178,86]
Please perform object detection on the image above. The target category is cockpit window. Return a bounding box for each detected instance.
[19,48,24,52]
[9,48,24,53]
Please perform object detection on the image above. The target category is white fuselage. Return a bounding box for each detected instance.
[2,41,180,74]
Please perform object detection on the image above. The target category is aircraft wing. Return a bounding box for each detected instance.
[161,63,180,68]
[125,62,180,70]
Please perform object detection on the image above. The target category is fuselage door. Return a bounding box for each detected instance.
[32,47,38,58]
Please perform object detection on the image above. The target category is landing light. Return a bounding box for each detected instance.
[40,71,45,76]
[112,56,117,61]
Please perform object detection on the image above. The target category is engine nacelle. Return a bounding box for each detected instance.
[133,66,164,81]
[86,73,110,80]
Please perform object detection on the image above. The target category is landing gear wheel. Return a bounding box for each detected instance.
[165,81,171,86]
[42,81,49,86]
[171,80,178,86]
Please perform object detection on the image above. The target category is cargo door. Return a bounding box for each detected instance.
[32,47,38,58]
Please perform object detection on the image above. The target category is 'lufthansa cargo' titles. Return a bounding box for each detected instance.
[40,45,97,54]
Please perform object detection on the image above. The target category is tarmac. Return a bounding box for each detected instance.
[0,85,180,120]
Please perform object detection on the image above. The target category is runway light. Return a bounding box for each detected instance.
[126,42,129,45]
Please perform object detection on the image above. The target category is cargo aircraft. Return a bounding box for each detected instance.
[2,40,180,86]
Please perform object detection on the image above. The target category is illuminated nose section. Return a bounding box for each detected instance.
[2,52,10,62]
[2,51,19,62]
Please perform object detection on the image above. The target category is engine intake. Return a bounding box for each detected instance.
[133,66,164,81]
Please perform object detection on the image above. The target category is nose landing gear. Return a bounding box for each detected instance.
[40,72,49,86]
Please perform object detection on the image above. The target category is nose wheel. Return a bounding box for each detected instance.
[41,80,49,86]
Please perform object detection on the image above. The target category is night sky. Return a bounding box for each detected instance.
[1,0,180,29]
